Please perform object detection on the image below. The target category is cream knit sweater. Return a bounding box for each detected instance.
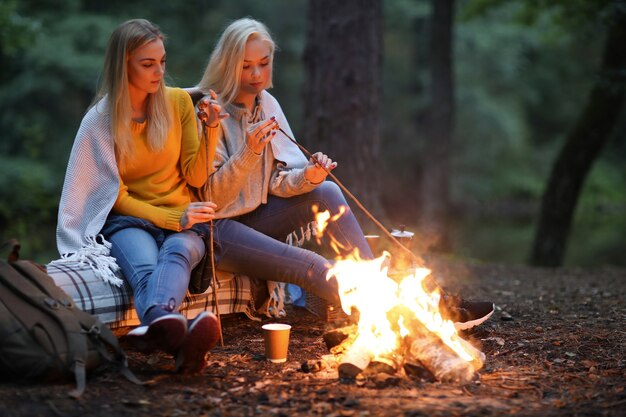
[205,90,313,219]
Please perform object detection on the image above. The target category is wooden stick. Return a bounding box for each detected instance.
[278,128,427,270]
[201,118,224,347]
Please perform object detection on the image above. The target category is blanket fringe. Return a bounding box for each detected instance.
[285,221,317,247]
[261,222,317,317]
[48,235,123,287]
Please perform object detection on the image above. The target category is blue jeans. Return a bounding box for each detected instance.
[102,216,205,325]
[211,181,373,303]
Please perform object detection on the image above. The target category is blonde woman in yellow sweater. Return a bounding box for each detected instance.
[56,19,226,373]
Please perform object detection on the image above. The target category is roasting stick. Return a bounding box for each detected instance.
[199,110,224,347]
[277,127,426,271]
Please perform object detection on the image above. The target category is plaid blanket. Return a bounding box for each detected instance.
[46,261,252,329]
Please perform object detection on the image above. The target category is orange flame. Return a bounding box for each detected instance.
[312,204,352,257]
[314,208,481,364]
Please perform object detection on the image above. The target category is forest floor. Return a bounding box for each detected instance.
[0,255,624,417]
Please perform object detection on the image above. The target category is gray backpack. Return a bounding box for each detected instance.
[0,240,142,397]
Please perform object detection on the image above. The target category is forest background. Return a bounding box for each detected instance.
[1,0,624,268]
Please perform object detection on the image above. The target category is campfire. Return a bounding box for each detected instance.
[311,206,485,384]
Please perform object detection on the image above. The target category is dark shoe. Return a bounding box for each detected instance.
[175,312,220,373]
[123,314,188,354]
[439,294,494,330]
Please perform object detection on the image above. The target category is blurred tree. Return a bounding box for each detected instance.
[531,5,626,266]
[302,0,385,225]
[417,0,455,252]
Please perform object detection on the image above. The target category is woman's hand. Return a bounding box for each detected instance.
[197,90,229,128]
[180,201,217,230]
[304,152,337,184]
[246,117,279,154]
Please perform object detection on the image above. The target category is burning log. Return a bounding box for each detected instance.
[338,332,373,378]
[402,316,484,384]
[403,360,437,382]
[368,352,402,375]
[338,318,405,377]
[323,325,358,352]
[328,304,485,383]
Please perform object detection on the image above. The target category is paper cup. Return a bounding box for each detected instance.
[262,323,291,363]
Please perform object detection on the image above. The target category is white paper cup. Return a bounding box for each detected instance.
[262,323,291,363]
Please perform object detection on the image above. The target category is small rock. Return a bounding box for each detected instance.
[257,392,269,404]
[500,311,514,321]
[301,359,325,373]
[342,397,360,408]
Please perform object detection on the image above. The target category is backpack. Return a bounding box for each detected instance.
[0,239,142,397]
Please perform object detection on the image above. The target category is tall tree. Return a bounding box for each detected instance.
[302,0,385,224]
[418,0,455,252]
[530,8,626,266]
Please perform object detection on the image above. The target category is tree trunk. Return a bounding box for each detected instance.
[418,0,455,252]
[530,11,626,267]
[302,0,385,225]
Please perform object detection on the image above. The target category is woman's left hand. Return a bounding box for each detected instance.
[180,201,217,230]
[197,89,229,127]
[304,152,337,184]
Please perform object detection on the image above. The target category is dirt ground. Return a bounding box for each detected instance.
[1,255,624,417]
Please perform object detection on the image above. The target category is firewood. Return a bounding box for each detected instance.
[323,325,358,351]
[338,333,373,378]
[406,330,483,384]
[403,360,437,382]
[367,354,399,375]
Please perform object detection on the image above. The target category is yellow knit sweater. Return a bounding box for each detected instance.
[113,87,217,231]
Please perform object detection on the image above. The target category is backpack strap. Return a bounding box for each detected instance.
[71,305,144,386]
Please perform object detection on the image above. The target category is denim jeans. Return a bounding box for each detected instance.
[102,216,205,325]
[211,181,374,303]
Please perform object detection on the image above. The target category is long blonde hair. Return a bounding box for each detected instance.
[197,18,275,105]
[94,19,172,168]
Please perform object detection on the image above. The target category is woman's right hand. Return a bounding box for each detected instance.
[246,117,279,154]
[197,90,229,128]
[180,201,217,230]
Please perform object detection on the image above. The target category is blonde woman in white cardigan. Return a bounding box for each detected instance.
[194,17,495,330]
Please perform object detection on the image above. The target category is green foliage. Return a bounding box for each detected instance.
[578,159,626,208]
[452,3,602,204]
[461,0,618,29]
[0,0,38,56]
[0,157,58,263]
